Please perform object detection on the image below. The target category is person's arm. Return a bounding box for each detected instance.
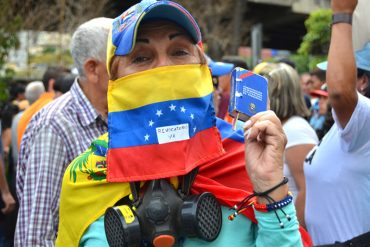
[243,111,303,246]
[0,153,16,215]
[15,126,67,247]
[243,110,288,203]
[327,0,358,128]
[285,144,316,228]
[2,127,11,157]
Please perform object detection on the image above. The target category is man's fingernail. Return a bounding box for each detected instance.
[244,129,251,139]
[244,120,252,129]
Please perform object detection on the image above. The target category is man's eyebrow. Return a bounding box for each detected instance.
[169,32,187,40]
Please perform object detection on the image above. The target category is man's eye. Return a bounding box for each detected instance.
[173,50,189,56]
[132,56,150,64]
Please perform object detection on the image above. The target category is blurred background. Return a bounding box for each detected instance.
[0,0,332,104]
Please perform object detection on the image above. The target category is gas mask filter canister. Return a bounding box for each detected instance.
[104,178,222,247]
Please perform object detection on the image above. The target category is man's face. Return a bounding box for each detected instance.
[356,74,369,96]
[311,75,324,90]
[115,21,201,78]
[218,73,232,94]
[300,73,312,95]
[96,59,110,94]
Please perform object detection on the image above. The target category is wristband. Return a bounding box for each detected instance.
[254,192,293,213]
[332,13,352,26]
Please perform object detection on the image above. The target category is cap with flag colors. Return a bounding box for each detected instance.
[107,0,202,75]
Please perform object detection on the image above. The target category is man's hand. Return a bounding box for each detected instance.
[243,110,288,202]
[1,191,16,214]
[331,0,357,14]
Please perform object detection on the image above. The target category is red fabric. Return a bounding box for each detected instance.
[107,127,224,182]
[192,137,313,247]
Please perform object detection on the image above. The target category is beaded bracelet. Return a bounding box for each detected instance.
[228,181,293,228]
[254,192,293,213]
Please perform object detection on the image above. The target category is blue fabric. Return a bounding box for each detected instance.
[112,0,201,56]
[109,94,214,148]
[309,115,325,131]
[317,42,370,72]
[216,118,244,143]
[80,204,302,247]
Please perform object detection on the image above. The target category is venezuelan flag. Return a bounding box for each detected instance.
[107,64,224,182]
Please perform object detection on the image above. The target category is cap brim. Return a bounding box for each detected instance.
[317,61,328,71]
[355,43,370,72]
[310,89,328,98]
[209,62,234,77]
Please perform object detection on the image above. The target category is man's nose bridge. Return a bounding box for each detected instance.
[156,54,172,67]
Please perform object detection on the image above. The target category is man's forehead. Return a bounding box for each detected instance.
[137,20,193,40]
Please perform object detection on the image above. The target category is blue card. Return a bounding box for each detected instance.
[228,67,268,121]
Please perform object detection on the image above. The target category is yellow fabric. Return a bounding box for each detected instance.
[108,64,213,112]
[106,27,116,78]
[56,133,180,246]
[56,133,130,246]
[252,62,269,74]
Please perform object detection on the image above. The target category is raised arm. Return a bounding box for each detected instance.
[327,0,358,128]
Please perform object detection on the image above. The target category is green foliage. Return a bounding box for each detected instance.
[0,0,23,104]
[0,68,16,102]
[43,46,57,54]
[30,50,73,67]
[293,9,332,73]
[298,9,332,55]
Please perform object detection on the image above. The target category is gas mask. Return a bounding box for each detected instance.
[104,171,222,247]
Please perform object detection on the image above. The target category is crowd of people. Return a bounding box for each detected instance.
[0,0,368,246]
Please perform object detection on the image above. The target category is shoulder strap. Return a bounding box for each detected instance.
[180,168,199,195]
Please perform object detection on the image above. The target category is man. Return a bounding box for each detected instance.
[304,0,370,245]
[17,66,69,149]
[309,68,326,91]
[0,133,16,246]
[56,1,311,246]
[15,17,112,246]
[300,72,313,109]
[6,81,45,245]
[11,81,45,165]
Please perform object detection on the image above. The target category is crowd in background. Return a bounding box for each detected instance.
[0,68,76,246]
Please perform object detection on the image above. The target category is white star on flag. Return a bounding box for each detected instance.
[193,127,197,133]
[169,104,176,111]
[144,134,150,141]
[180,106,186,113]
[190,113,194,119]
[148,120,154,127]
[156,110,163,117]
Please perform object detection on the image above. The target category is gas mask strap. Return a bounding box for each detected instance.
[129,181,141,206]
[180,167,199,196]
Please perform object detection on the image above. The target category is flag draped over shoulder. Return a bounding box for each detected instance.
[56,120,312,247]
[107,64,224,182]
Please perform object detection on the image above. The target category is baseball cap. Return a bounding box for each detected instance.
[310,83,328,98]
[317,42,370,72]
[107,0,201,73]
[205,55,234,77]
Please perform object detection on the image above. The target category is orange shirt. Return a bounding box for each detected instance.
[17,92,55,148]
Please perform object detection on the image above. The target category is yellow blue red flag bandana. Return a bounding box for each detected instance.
[106,64,224,182]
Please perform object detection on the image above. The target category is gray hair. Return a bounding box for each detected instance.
[70,17,112,78]
[259,63,310,120]
[25,81,45,104]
